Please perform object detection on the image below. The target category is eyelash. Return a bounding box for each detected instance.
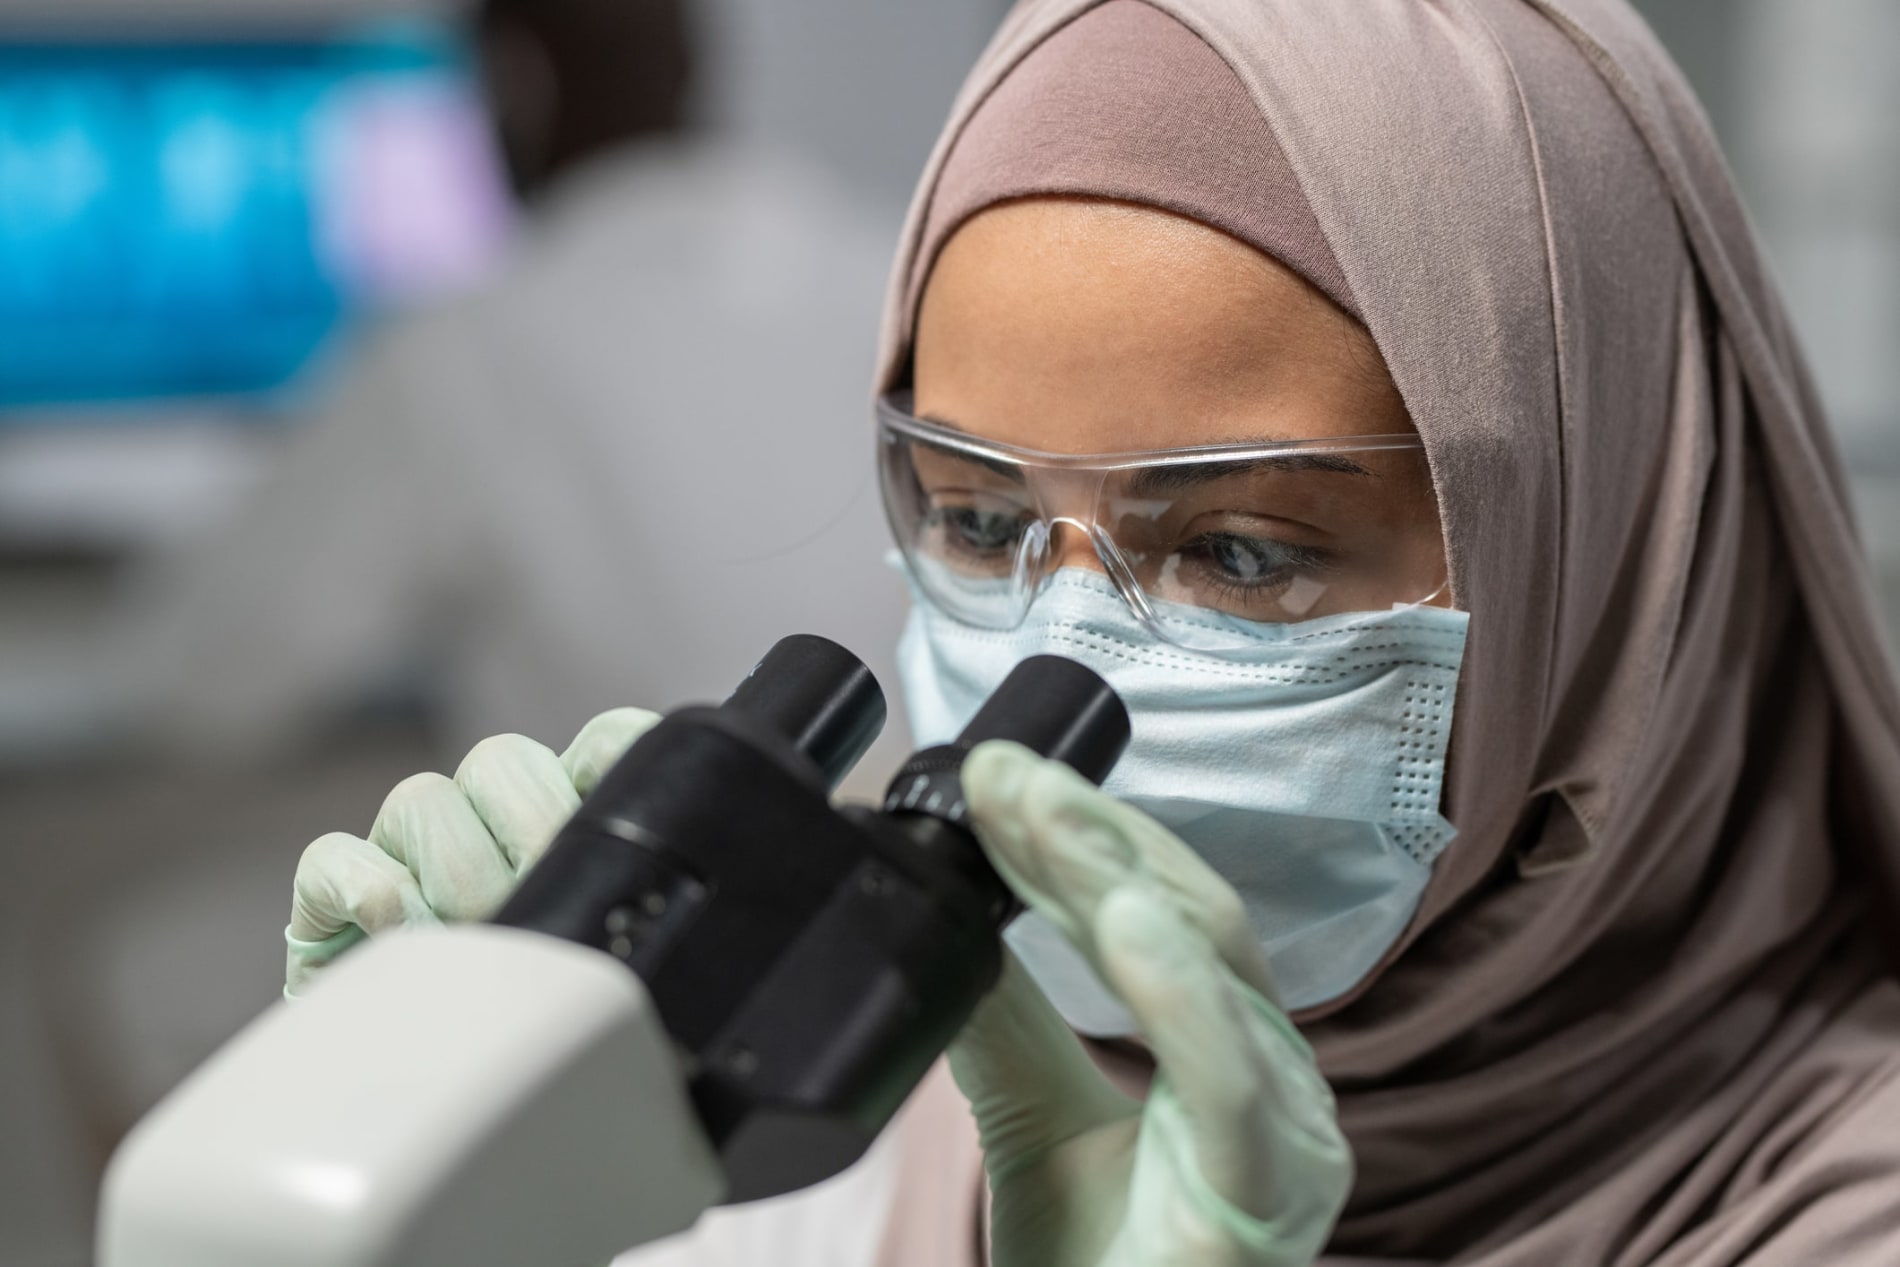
[1179,532,1335,599]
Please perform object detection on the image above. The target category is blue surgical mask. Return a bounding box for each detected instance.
[895,565,1469,1033]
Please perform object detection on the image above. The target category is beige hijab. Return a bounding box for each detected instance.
[872,1,1900,1263]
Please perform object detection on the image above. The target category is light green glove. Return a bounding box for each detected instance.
[952,740,1353,1267]
[284,707,659,997]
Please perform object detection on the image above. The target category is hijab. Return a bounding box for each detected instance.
[872,1,1900,1263]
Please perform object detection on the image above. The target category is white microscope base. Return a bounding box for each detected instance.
[98,925,722,1267]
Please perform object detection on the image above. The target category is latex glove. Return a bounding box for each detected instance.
[284,707,659,997]
[951,740,1352,1267]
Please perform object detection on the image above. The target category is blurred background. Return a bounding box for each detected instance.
[0,1,1893,1263]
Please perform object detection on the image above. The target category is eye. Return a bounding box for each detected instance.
[927,504,1029,555]
[1182,532,1326,589]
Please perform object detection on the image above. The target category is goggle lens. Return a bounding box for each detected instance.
[877,398,1448,652]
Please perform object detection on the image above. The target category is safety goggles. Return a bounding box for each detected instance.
[876,391,1448,654]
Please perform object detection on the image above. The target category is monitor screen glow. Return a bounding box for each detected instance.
[0,26,514,410]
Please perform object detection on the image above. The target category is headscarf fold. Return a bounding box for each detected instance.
[873,2,1900,1262]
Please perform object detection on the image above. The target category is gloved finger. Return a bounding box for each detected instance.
[965,743,1128,948]
[284,925,363,999]
[368,772,516,922]
[454,733,581,876]
[286,831,442,998]
[964,740,1280,1006]
[560,707,662,798]
[1096,885,1279,1216]
[289,830,440,941]
[947,951,1138,1168]
[1097,884,1347,1227]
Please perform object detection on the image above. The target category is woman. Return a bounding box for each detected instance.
[287,1,1900,1263]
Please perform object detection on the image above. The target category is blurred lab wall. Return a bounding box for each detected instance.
[699,0,1011,208]
[1638,0,1900,458]
[1629,0,1900,640]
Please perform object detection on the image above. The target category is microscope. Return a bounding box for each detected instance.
[98,636,1129,1267]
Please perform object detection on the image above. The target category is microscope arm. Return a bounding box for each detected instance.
[98,925,723,1267]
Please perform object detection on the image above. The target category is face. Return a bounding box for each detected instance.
[906,198,1448,619]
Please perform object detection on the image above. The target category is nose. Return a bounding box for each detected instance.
[1043,518,1110,574]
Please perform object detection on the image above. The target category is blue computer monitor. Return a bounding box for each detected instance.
[0,24,513,410]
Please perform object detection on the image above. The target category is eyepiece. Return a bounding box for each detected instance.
[955,655,1129,784]
[722,635,886,788]
[883,654,1129,833]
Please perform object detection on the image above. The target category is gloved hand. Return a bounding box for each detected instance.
[284,707,659,997]
[952,740,1353,1267]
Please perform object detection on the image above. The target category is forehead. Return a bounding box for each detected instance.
[910,199,1412,454]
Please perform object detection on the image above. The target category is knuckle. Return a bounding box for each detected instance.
[381,770,459,817]
[296,830,361,876]
[458,732,549,783]
[1020,776,1089,839]
[564,709,659,795]
[586,706,658,744]
[351,884,408,930]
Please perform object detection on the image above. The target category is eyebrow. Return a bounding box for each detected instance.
[916,411,1376,491]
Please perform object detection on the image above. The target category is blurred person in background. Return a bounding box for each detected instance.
[111,0,908,776]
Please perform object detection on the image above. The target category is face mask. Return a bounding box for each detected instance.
[895,565,1469,1032]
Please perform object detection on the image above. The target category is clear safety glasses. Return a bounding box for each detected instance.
[876,392,1450,654]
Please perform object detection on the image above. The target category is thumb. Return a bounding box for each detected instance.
[948,951,1137,1172]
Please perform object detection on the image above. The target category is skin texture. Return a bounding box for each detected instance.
[915,199,1411,448]
[911,197,1441,586]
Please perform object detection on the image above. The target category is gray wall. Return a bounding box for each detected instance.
[1634,0,1900,460]
[697,0,1014,209]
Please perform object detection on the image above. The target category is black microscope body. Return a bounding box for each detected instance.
[494,636,1129,1202]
